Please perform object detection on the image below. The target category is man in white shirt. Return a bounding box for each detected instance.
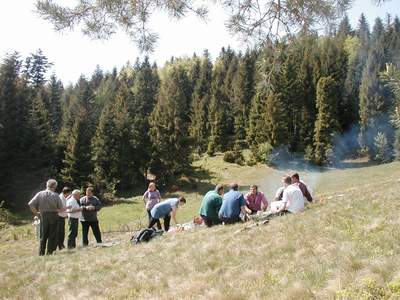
[57,187,71,250]
[277,175,305,214]
[66,189,83,249]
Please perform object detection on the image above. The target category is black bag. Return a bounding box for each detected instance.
[130,228,163,244]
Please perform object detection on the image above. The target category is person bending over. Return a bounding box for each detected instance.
[149,196,186,232]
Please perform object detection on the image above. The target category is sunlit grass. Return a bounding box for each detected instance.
[1,156,400,299]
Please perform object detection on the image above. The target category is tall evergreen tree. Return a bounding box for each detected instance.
[47,74,63,134]
[23,49,52,89]
[313,76,340,165]
[190,50,213,153]
[149,64,192,181]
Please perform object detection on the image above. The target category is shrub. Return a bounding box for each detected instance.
[246,157,257,166]
[373,131,392,163]
[0,201,17,228]
[252,142,274,164]
[223,151,245,165]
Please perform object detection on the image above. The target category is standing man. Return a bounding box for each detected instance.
[218,183,248,224]
[57,186,71,250]
[199,184,224,227]
[66,189,83,249]
[149,196,186,232]
[277,175,305,214]
[28,179,67,256]
[244,184,268,214]
[80,187,102,246]
[291,173,313,203]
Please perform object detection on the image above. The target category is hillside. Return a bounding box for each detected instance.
[1,156,400,299]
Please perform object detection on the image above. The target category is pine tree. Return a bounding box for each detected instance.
[149,64,192,181]
[313,76,339,165]
[47,74,63,134]
[131,57,160,175]
[92,83,138,191]
[263,92,288,146]
[23,49,52,89]
[190,50,213,153]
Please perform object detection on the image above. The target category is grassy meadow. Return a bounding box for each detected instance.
[1,154,400,299]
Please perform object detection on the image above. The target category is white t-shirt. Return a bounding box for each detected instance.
[66,197,82,219]
[58,193,68,218]
[282,185,304,213]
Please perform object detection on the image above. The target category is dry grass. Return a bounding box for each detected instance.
[1,156,400,299]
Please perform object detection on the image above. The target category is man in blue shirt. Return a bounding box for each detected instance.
[149,196,186,232]
[218,183,248,224]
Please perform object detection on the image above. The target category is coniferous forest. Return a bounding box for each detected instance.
[1,14,400,210]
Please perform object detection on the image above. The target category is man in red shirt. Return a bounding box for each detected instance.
[244,184,268,214]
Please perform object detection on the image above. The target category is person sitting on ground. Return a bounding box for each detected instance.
[199,184,224,227]
[80,187,103,246]
[66,189,83,249]
[244,184,268,214]
[218,183,248,224]
[277,175,304,214]
[149,196,186,232]
[28,179,70,256]
[291,172,313,203]
[143,182,162,230]
[57,186,72,250]
[273,186,285,201]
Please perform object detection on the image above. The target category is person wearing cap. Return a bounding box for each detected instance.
[244,184,268,214]
[28,179,69,256]
[218,183,248,224]
[57,186,72,250]
[199,184,224,227]
[149,196,186,232]
[66,189,83,249]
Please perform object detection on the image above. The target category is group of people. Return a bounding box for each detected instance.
[28,179,103,256]
[29,172,312,255]
[142,172,313,232]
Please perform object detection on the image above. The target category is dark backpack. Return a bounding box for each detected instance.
[130,228,163,244]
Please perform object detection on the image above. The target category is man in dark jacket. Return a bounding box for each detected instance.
[80,187,102,246]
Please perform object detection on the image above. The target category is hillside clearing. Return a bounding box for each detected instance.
[1,156,400,299]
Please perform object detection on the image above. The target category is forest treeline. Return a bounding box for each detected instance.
[1,14,400,209]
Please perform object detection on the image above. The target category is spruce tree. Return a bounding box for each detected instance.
[313,76,339,165]
[47,74,63,134]
[149,64,192,181]
[190,50,212,153]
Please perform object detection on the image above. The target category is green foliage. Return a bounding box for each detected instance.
[313,76,339,165]
[223,151,244,165]
[0,201,17,228]
[252,142,274,165]
[149,64,192,181]
[373,131,392,163]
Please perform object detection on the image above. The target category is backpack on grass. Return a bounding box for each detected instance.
[130,228,163,244]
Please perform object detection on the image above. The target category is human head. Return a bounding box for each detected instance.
[215,184,224,196]
[62,186,72,196]
[282,175,292,187]
[72,189,81,200]
[148,182,156,191]
[250,184,258,195]
[291,172,300,183]
[178,196,186,206]
[86,186,94,197]
[46,179,58,191]
[229,183,239,191]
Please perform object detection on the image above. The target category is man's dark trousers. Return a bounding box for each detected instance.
[81,221,102,246]
[67,218,79,248]
[39,212,59,256]
[57,216,66,250]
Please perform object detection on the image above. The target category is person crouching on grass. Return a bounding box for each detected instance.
[80,187,103,246]
[143,182,162,230]
[148,196,186,232]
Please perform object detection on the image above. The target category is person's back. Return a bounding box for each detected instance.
[199,190,222,219]
[219,189,245,220]
[282,184,304,213]
[30,189,62,213]
[151,198,178,219]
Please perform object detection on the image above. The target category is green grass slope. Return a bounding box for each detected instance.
[1,156,400,299]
